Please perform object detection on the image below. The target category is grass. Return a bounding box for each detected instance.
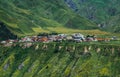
[32,27,49,33]
[6,23,19,28]
[0,0,98,36]
[0,43,120,77]
[46,27,109,35]
[71,0,120,33]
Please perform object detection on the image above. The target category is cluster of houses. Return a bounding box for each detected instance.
[1,33,117,45]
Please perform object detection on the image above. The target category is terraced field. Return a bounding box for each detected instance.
[0,43,120,77]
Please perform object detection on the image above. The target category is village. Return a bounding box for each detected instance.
[0,33,118,46]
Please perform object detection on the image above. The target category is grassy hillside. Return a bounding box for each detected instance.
[0,0,97,36]
[65,0,120,33]
[0,43,120,77]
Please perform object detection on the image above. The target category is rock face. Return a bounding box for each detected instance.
[64,0,78,11]
[18,63,24,70]
[3,62,9,70]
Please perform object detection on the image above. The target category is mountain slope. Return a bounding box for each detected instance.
[0,43,120,77]
[65,0,120,33]
[0,0,97,36]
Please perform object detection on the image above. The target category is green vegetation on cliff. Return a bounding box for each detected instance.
[66,0,120,33]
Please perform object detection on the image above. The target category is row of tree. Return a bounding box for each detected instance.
[0,22,17,41]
